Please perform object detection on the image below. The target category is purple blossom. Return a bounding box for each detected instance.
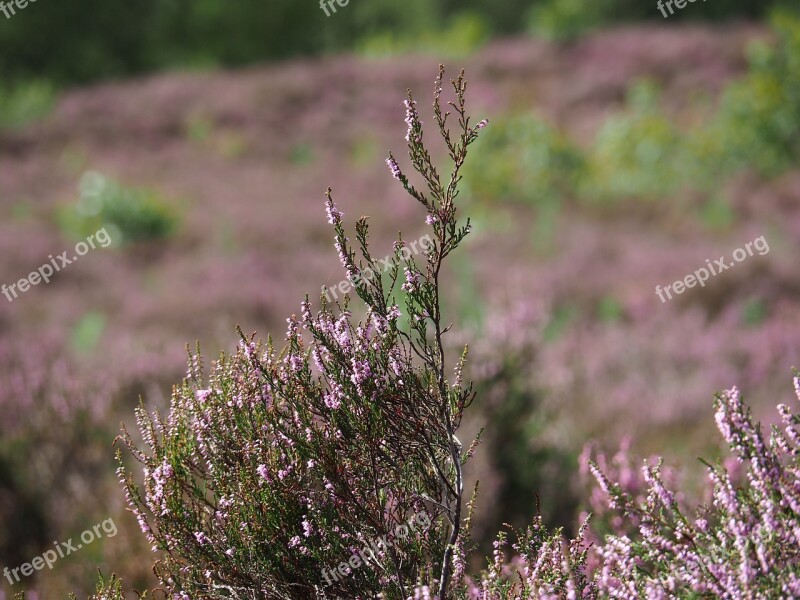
[401,268,420,293]
[324,195,342,225]
[194,531,209,546]
[404,98,420,142]
[386,156,402,181]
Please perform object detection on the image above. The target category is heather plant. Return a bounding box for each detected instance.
[0,336,116,577]
[118,66,489,599]
[427,375,800,599]
[588,378,800,597]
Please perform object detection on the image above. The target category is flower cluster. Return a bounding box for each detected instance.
[590,378,800,598]
[431,375,800,599]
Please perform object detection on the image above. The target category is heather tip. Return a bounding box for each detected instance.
[386,156,402,181]
[324,192,342,225]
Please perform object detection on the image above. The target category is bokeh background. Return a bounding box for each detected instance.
[1,0,800,596]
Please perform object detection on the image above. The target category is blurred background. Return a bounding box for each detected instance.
[1,0,800,596]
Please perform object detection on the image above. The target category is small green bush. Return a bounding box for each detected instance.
[0,81,57,130]
[527,0,612,41]
[717,9,800,176]
[58,171,179,246]
[463,113,585,206]
[582,81,687,202]
[357,11,491,58]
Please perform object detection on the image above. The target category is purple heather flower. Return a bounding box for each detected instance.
[476,118,489,129]
[402,268,420,293]
[324,195,342,225]
[324,382,344,410]
[404,98,419,142]
[137,514,150,534]
[386,156,402,181]
[334,238,350,272]
[350,357,372,395]
[288,354,304,373]
[301,299,312,324]
[194,531,209,545]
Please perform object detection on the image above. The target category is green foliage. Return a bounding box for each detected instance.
[82,573,146,600]
[71,311,107,354]
[358,11,491,58]
[528,0,612,41]
[289,142,315,165]
[468,11,800,216]
[0,0,793,87]
[0,80,56,130]
[528,0,789,41]
[463,113,584,206]
[58,171,179,246]
[582,81,686,202]
[717,9,800,176]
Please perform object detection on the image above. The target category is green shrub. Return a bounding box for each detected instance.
[58,171,179,246]
[357,11,491,58]
[582,81,688,202]
[463,113,585,206]
[717,9,800,176]
[0,81,56,130]
[527,0,612,41]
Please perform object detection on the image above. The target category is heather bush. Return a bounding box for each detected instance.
[431,375,800,599]
[0,336,126,597]
[589,378,800,597]
[119,67,488,599]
